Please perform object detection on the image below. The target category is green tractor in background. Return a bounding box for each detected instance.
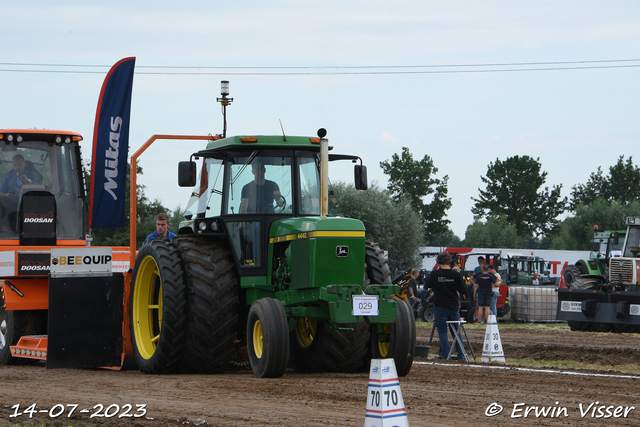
[562,227,626,290]
[128,123,415,378]
[502,254,557,286]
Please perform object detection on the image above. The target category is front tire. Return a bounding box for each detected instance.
[364,240,415,376]
[419,302,434,323]
[130,240,187,374]
[290,318,369,373]
[247,298,289,378]
[371,297,416,377]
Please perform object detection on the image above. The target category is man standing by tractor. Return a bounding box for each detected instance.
[146,213,177,240]
[429,252,467,359]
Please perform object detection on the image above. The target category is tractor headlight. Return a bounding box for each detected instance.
[211,221,220,232]
[198,221,207,232]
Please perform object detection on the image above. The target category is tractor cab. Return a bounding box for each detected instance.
[590,230,625,260]
[0,130,85,245]
[178,136,362,280]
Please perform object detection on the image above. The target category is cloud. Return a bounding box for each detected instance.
[380,131,398,145]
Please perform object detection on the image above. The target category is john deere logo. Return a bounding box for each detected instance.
[336,246,349,258]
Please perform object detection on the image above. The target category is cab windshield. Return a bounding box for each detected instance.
[0,140,83,239]
[225,154,292,215]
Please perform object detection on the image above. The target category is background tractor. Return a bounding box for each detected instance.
[562,227,626,290]
[128,128,416,378]
[0,129,131,368]
[557,217,640,332]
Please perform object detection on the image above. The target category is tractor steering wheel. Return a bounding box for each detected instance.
[275,195,286,213]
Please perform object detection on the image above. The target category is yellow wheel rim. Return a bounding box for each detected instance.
[295,317,317,349]
[132,255,163,360]
[253,319,264,359]
[378,324,391,357]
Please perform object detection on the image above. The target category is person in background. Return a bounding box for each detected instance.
[146,213,177,240]
[471,263,495,324]
[474,256,485,274]
[428,252,467,359]
[407,268,420,308]
[488,264,502,317]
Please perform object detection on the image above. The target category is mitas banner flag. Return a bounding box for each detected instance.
[89,57,136,229]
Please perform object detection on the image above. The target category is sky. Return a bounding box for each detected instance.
[2,1,639,238]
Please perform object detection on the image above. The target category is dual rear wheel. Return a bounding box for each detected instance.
[130,238,239,374]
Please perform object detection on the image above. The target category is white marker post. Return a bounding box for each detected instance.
[482,314,506,363]
[365,359,409,427]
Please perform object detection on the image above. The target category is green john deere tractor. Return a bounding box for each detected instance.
[128,128,415,378]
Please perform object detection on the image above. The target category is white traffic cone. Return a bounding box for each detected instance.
[364,359,409,427]
[481,314,505,363]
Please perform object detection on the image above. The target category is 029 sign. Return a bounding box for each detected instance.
[352,295,379,316]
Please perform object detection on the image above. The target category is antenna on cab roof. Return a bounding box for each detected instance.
[216,80,233,138]
[279,119,287,142]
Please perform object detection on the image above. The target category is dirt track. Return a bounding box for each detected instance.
[2,324,640,427]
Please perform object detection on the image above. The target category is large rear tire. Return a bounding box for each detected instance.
[570,277,601,290]
[576,260,589,275]
[130,240,187,374]
[364,240,392,286]
[371,297,416,377]
[173,237,239,374]
[289,318,370,373]
[247,298,289,378]
[0,308,46,365]
[563,265,582,287]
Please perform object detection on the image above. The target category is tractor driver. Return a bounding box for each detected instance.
[0,154,41,198]
[239,160,283,214]
[0,154,41,214]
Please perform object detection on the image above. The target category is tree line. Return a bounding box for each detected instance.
[333,151,640,271]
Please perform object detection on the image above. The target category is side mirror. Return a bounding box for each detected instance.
[354,164,368,190]
[613,233,620,246]
[178,161,197,187]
